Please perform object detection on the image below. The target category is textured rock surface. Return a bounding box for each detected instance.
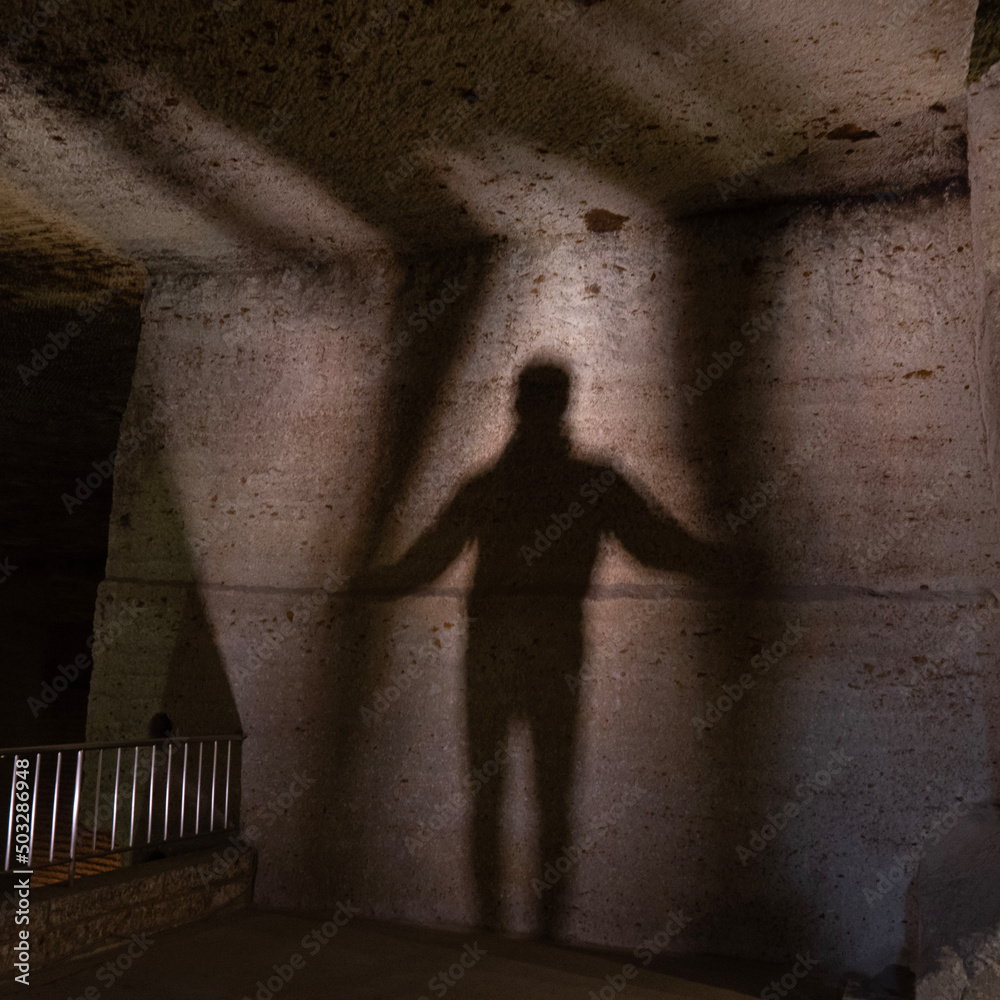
[916,946,969,1000]
[0,0,977,260]
[77,189,999,973]
[1,0,998,981]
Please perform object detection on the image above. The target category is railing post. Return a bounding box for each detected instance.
[129,746,139,847]
[210,741,218,833]
[195,742,204,836]
[224,740,232,829]
[1,735,242,883]
[91,748,103,852]
[111,747,121,850]
[180,743,189,838]
[164,743,173,843]
[68,750,83,883]
[50,752,62,862]
[147,745,156,844]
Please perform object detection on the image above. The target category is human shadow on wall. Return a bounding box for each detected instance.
[357,360,728,934]
[17,0,882,960]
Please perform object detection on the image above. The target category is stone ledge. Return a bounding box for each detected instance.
[0,846,255,975]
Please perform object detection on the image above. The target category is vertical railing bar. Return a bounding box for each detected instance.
[91,748,103,852]
[195,742,204,836]
[224,740,232,829]
[6,757,16,870]
[68,750,83,883]
[1,738,242,872]
[29,754,40,867]
[180,743,189,838]
[147,745,156,844]
[50,752,62,862]
[129,746,139,847]
[163,744,173,843]
[210,741,218,833]
[111,747,121,851]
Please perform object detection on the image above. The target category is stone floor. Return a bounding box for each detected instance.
[5,907,843,1000]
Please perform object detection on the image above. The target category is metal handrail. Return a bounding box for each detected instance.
[0,735,244,755]
[3,735,244,884]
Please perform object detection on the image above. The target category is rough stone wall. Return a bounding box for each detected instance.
[1,0,990,979]
[83,182,999,973]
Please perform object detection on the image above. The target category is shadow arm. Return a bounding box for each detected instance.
[609,475,727,581]
[356,482,477,596]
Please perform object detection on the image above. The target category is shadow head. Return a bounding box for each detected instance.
[515,362,571,429]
